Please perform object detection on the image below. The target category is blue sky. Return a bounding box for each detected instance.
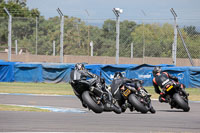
[26,0,200,25]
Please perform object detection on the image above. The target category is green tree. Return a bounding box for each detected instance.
[131,23,174,57]
[0,0,39,17]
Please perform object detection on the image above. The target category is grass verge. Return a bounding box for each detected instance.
[145,87,200,101]
[0,82,199,101]
[0,82,74,95]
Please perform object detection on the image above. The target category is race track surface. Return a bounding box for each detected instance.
[0,94,200,132]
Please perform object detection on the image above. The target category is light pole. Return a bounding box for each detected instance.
[113,8,123,64]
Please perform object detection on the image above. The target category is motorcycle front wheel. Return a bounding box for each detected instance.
[128,94,148,114]
[82,91,104,113]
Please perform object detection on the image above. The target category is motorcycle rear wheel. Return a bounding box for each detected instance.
[173,93,190,112]
[82,91,104,113]
[128,94,148,114]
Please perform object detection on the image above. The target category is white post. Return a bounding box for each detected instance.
[131,42,133,58]
[142,23,145,64]
[90,41,93,56]
[57,8,64,63]
[60,15,64,63]
[171,8,177,66]
[35,17,38,55]
[4,7,12,61]
[15,40,18,55]
[53,40,55,56]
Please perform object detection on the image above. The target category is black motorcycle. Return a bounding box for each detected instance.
[70,77,121,114]
[112,79,155,114]
[161,80,190,112]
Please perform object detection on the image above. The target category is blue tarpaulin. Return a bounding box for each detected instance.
[42,64,73,83]
[0,62,200,88]
[188,67,200,88]
[14,63,43,82]
[0,62,15,82]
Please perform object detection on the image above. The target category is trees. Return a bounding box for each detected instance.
[0,1,199,58]
[0,0,39,17]
[0,0,40,53]
[131,23,174,57]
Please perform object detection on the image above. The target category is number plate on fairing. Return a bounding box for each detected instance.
[122,89,131,97]
[166,85,173,92]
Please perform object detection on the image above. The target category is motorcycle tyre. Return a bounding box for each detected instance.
[173,93,190,112]
[128,94,148,114]
[112,104,122,114]
[82,91,104,113]
[149,106,156,114]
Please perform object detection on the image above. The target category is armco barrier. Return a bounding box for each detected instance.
[0,61,200,88]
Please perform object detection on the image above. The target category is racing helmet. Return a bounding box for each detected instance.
[152,66,161,77]
[75,63,85,70]
[114,72,123,79]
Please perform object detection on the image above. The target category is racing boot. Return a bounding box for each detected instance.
[121,103,128,112]
[127,103,135,112]
[159,95,168,103]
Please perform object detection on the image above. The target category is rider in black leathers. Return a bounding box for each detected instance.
[152,66,187,102]
[110,72,142,112]
[70,63,103,108]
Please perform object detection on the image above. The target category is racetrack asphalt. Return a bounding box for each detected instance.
[0,93,200,132]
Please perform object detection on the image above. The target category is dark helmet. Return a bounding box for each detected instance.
[114,72,123,79]
[75,63,85,70]
[152,66,161,77]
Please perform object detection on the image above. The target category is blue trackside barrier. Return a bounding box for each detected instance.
[0,61,15,82]
[42,63,73,83]
[0,62,200,88]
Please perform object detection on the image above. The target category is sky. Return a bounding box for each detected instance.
[26,0,200,26]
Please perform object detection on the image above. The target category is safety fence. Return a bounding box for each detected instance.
[0,17,200,66]
[0,61,200,88]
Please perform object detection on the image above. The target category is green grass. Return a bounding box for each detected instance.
[0,104,50,112]
[0,82,199,101]
[145,87,200,101]
[0,82,74,95]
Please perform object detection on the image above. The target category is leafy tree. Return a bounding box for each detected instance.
[0,0,39,17]
[131,23,174,57]
[184,26,199,36]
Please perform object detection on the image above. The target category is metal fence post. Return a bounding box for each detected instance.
[57,8,64,63]
[131,42,133,58]
[35,17,38,55]
[53,40,55,56]
[15,40,17,55]
[90,41,93,56]
[170,8,177,66]
[4,7,12,61]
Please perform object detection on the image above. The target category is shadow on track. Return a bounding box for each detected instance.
[157,109,185,112]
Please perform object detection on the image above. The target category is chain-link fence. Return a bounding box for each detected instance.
[0,16,200,66]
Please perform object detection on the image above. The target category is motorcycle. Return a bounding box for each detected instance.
[70,77,121,114]
[161,80,190,112]
[112,79,155,114]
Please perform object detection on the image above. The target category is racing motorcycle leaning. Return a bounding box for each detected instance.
[70,76,122,114]
[160,79,190,112]
[112,79,156,114]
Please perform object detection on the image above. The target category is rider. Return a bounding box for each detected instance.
[70,63,102,108]
[152,66,186,103]
[111,72,141,112]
